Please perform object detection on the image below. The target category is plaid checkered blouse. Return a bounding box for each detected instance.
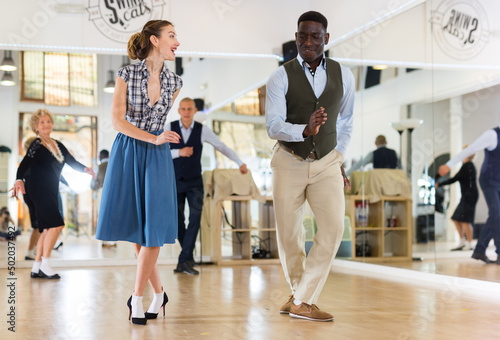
[118,59,183,132]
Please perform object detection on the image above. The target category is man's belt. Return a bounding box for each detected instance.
[279,143,318,160]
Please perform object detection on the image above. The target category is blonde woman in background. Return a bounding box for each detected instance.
[11,109,95,279]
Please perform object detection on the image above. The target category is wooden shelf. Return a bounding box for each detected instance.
[206,196,279,265]
[355,227,384,231]
[221,228,251,232]
[346,195,412,262]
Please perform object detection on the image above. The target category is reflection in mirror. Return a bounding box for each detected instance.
[341,63,438,268]
[211,120,274,194]
[4,1,499,286]
[17,112,96,236]
[335,1,441,272]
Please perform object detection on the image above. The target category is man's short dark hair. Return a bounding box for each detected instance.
[99,149,109,160]
[297,11,328,30]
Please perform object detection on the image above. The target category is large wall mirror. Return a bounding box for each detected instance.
[1,1,498,285]
[340,0,500,284]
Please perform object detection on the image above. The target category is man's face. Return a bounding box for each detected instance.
[295,21,329,63]
[178,101,197,122]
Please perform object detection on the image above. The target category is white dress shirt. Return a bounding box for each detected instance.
[265,54,355,157]
[446,125,500,168]
[165,121,243,166]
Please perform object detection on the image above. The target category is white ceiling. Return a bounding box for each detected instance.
[3,0,499,70]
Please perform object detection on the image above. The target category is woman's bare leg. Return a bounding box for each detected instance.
[452,219,464,241]
[35,230,46,262]
[133,245,161,296]
[28,228,40,250]
[42,226,64,258]
[462,222,473,242]
[133,244,162,293]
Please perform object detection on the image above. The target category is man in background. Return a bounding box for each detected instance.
[167,98,247,275]
[439,125,500,265]
[346,135,400,176]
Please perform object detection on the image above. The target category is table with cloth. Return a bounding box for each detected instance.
[346,169,411,203]
[200,169,266,263]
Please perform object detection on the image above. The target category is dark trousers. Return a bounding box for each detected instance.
[176,176,204,263]
[0,229,21,240]
[474,176,500,256]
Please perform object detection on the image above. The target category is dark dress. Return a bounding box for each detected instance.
[439,161,479,223]
[16,138,86,231]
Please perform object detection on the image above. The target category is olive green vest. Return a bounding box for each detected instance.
[280,58,343,160]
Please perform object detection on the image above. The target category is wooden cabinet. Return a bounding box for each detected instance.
[345,195,412,262]
[209,195,279,265]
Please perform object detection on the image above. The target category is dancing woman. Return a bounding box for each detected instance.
[95,20,182,325]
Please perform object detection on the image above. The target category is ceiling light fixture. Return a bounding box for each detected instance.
[103,70,115,93]
[0,51,17,71]
[0,71,15,86]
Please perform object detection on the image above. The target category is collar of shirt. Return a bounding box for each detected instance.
[179,120,196,142]
[296,53,327,74]
[180,120,195,132]
[138,59,171,79]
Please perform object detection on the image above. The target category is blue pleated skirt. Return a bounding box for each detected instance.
[95,132,177,247]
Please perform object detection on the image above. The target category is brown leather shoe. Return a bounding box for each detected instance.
[290,303,334,322]
[280,295,294,314]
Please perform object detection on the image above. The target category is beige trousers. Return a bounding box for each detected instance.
[271,144,345,305]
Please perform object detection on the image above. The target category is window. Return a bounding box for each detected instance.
[233,86,266,116]
[21,51,44,101]
[21,51,97,107]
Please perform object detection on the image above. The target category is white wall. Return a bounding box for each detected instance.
[334,3,428,65]
[347,67,500,163]
[170,57,278,119]
[0,0,421,58]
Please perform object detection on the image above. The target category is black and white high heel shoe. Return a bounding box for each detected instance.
[53,241,63,251]
[127,296,147,325]
[145,292,168,319]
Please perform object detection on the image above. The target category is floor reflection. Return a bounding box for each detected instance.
[383,241,500,283]
[2,233,181,263]
[2,234,499,283]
